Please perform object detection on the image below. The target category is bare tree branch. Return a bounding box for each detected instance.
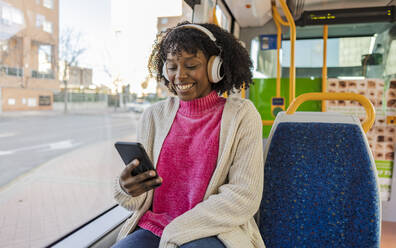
[58,28,86,113]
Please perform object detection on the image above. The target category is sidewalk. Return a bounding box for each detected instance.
[0,135,134,248]
[0,107,130,118]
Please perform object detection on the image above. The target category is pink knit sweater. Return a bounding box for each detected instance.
[138,91,226,236]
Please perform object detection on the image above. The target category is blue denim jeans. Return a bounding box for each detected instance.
[112,228,226,248]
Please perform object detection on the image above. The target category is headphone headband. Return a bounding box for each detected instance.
[163,23,224,83]
[173,24,217,42]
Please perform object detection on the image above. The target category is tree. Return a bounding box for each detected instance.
[102,44,125,111]
[59,28,86,113]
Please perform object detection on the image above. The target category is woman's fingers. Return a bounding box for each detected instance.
[123,170,157,188]
[120,159,140,180]
[127,177,163,197]
[119,158,161,197]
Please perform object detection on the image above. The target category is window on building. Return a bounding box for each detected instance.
[27,98,37,107]
[38,44,52,73]
[1,5,24,25]
[43,20,53,33]
[43,0,54,9]
[12,8,24,25]
[0,40,8,52]
[8,98,16,105]
[36,14,45,27]
[161,18,168,24]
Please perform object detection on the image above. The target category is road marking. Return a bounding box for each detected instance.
[0,150,14,156]
[0,132,15,138]
[49,140,74,150]
[0,139,77,156]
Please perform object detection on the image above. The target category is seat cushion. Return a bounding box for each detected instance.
[259,122,381,248]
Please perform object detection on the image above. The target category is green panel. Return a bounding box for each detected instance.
[376,160,393,179]
[250,77,322,138]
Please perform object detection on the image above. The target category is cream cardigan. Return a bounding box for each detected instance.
[113,96,265,248]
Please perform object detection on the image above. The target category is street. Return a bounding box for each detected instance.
[0,111,139,187]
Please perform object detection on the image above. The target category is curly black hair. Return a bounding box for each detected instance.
[148,21,253,95]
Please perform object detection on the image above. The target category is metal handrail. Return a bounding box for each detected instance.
[286,92,376,133]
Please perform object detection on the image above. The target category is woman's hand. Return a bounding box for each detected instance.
[119,159,162,197]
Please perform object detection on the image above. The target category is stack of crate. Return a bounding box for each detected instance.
[327,78,394,161]
[327,78,395,201]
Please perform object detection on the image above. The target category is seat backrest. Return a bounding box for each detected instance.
[259,112,381,248]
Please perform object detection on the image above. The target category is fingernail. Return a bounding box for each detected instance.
[150,171,155,176]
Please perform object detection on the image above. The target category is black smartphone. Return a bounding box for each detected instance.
[114,141,157,177]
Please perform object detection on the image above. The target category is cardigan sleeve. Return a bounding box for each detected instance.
[159,101,264,248]
[113,108,154,212]
[113,177,147,211]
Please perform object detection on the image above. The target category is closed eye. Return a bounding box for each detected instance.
[186,65,198,69]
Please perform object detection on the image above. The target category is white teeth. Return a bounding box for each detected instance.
[176,83,194,90]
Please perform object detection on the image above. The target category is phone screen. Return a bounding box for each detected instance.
[114,142,156,176]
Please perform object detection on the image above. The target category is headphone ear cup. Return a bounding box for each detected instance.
[162,63,169,81]
[207,56,224,83]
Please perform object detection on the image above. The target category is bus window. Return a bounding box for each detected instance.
[281,37,373,78]
[0,0,192,247]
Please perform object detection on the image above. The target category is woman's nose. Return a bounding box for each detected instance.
[176,67,188,81]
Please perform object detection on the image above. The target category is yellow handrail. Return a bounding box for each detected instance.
[286,92,376,133]
[278,0,296,103]
[272,6,282,98]
[272,6,289,26]
[260,1,297,126]
[272,0,296,103]
[322,25,328,112]
[262,120,275,126]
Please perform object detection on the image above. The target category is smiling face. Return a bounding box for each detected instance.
[165,50,212,101]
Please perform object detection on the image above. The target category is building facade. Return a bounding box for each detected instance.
[155,1,192,98]
[0,0,58,111]
[65,66,93,89]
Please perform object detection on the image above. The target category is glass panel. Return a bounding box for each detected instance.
[215,3,231,32]
[0,0,191,247]
[384,40,396,76]
[281,37,371,68]
[253,36,377,78]
[250,23,396,202]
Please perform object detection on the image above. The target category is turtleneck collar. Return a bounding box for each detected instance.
[178,91,222,117]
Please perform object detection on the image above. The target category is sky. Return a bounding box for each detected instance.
[59,0,182,94]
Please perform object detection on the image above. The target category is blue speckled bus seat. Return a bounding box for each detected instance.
[259,122,381,248]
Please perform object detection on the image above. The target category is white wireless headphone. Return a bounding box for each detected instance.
[162,24,224,83]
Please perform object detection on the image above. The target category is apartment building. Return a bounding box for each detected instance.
[61,65,93,89]
[0,0,58,111]
[155,1,193,98]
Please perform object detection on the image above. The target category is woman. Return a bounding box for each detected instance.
[113,22,264,248]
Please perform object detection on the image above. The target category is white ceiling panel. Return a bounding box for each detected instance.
[224,0,393,28]
[224,0,273,27]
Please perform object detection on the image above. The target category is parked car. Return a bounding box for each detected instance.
[126,102,151,113]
